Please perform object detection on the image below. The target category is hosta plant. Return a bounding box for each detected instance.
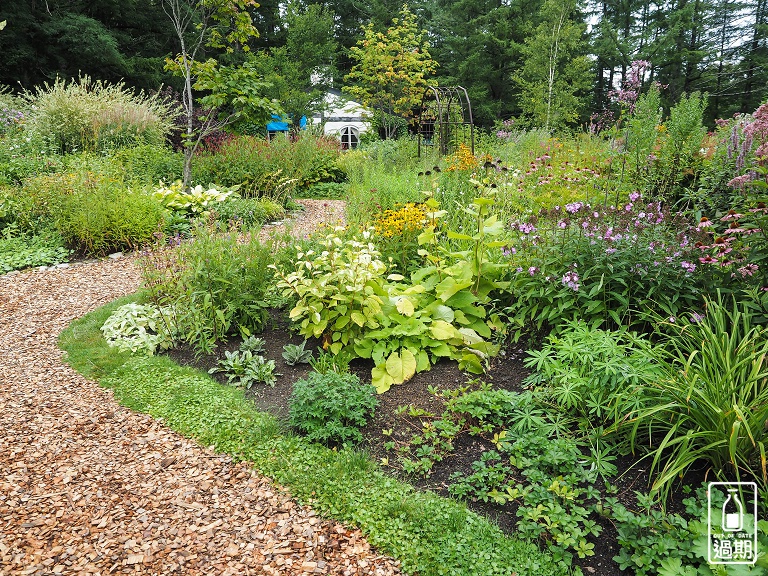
[153,180,235,216]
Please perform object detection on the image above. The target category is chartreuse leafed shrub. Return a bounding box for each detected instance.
[60,295,569,576]
[140,224,275,355]
[22,170,165,256]
[614,295,768,501]
[24,75,177,154]
[289,371,378,445]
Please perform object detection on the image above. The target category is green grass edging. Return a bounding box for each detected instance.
[59,295,570,576]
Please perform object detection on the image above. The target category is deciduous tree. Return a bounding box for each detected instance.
[344,5,437,139]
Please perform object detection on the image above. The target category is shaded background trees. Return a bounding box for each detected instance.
[0,0,765,130]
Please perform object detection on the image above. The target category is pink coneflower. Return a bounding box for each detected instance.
[723,221,745,234]
[721,209,743,221]
[749,202,768,213]
[699,255,718,264]
[698,217,714,228]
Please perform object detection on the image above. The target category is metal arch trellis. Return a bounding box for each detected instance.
[417,86,474,158]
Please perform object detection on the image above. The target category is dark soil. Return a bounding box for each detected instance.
[165,310,699,576]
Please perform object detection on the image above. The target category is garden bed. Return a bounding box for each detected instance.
[165,310,703,576]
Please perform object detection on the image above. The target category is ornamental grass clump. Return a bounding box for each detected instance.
[613,295,768,501]
[24,75,177,154]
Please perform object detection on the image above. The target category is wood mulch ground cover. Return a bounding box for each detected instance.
[0,200,400,575]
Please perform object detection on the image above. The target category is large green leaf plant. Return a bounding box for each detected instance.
[272,192,508,392]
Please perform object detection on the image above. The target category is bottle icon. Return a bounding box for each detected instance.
[722,488,744,532]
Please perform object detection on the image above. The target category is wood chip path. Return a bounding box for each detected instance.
[0,200,401,575]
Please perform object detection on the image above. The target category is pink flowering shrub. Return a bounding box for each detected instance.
[501,193,714,340]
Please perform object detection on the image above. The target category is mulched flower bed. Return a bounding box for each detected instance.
[168,308,702,576]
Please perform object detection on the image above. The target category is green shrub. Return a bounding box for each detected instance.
[212,196,286,229]
[113,144,184,185]
[289,371,378,444]
[141,225,275,355]
[26,170,166,256]
[193,133,343,202]
[24,75,177,154]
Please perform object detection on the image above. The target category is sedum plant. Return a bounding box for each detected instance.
[101,302,175,355]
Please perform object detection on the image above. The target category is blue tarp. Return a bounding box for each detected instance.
[267,114,307,132]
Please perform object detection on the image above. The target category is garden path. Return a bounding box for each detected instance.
[0,200,400,575]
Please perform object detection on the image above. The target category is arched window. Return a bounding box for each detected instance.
[340,126,359,150]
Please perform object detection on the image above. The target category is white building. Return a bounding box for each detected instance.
[312,89,370,149]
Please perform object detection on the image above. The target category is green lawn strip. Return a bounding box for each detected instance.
[59,296,570,576]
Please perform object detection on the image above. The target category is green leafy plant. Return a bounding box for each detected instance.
[209,349,279,388]
[240,335,266,353]
[450,431,605,565]
[308,349,351,374]
[282,341,313,365]
[23,170,167,256]
[193,133,343,201]
[523,320,663,425]
[289,371,378,444]
[101,302,175,355]
[140,224,274,355]
[614,295,768,500]
[0,228,69,273]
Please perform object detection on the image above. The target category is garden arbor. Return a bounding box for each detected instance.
[417,86,474,157]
